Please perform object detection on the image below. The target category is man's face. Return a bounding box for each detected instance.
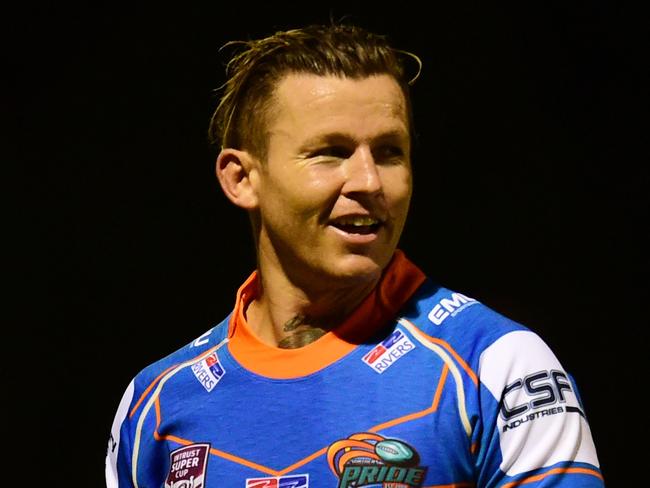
[252,73,412,288]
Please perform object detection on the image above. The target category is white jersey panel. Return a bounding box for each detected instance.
[479,330,599,476]
[106,379,135,488]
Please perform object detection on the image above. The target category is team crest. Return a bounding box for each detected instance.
[165,443,210,488]
[327,433,426,487]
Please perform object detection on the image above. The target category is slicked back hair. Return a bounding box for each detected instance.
[208,24,420,161]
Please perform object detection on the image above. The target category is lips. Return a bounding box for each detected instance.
[328,215,384,236]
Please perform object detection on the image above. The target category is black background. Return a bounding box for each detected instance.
[9,1,647,485]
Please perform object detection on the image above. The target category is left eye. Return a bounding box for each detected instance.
[374,145,404,160]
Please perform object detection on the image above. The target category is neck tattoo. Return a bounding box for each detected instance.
[278,327,327,349]
[278,314,326,349]
[282,314,307,332]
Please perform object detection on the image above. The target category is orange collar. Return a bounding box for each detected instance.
[227,250,426,379]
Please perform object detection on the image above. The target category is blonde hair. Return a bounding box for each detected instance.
[208,23,421,160]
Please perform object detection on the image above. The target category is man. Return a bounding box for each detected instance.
[106,24,604,487]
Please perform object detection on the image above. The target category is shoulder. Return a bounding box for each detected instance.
[401,279,532,363]
[400,279,572,395]
[132,315,231,389]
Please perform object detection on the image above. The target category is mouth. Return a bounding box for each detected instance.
[329,215,384,236]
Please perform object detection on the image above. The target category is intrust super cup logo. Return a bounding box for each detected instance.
[165,443,210,488]
[327,433,426,488]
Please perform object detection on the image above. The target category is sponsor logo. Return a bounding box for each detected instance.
[427,293,477,325]
[245,474,309,488]
[165,443,210,488]
[191,352,225,392]
[327,433,426,488]
[500,369,584,431]
[362,329,415,374]
[503,406,565,431]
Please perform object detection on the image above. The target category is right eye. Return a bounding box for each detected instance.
[309,146,352,159]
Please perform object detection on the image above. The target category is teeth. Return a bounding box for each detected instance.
[335,216,379,226]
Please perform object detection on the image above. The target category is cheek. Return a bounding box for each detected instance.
[384,171,413,211]
[262,177,333,226]
[282,169,342,215]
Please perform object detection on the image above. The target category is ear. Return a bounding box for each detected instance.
[215,148,260,210]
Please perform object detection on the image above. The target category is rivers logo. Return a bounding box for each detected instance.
[165,443,210,488]
[191,352,225,392]
[327,433,426,487]
[362,329,415,374]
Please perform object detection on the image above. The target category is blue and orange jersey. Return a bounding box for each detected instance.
[106,251,604,487]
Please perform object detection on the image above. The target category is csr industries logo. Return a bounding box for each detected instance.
[362,329,415,373]
[427,292,477,325]
[500,369,584,432]
[327,433,426,488]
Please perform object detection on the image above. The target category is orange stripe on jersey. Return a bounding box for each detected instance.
[402,319,479,387]
[154,397,161,428]
[276,447,328,476]
[157,433,192,446]
[152,397,164,441]
[153,417,329,477]
[154,431,282,476]
[129,364,177,418]
[370,364,449,432]
[501,467,604,487]
[227,250,427,379]
[208,446,282,476]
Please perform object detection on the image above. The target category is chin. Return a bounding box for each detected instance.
[326,251,388,283]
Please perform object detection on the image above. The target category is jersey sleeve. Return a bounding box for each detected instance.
[473,329,604,487]
[105,373,172,488]
[105,379,136,488]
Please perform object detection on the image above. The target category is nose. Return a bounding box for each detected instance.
[342,145,382,196]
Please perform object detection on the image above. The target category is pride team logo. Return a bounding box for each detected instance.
[327,433,426,487]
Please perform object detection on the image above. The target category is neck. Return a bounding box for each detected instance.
[245,251,380,349]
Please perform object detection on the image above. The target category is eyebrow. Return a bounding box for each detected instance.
[299,130,409,151]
